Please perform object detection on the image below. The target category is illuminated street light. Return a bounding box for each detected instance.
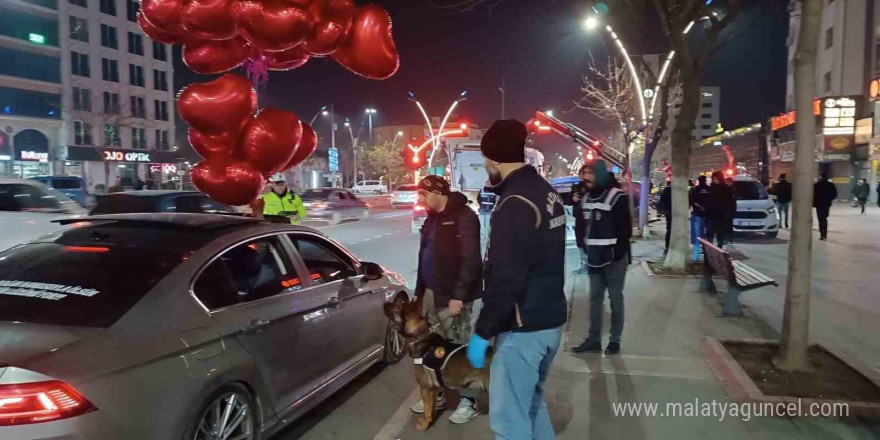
[408,91,468,167]
[584,15,599,31]
[545,110,554,117]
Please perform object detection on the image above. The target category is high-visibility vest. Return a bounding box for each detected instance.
[262,191,306,224]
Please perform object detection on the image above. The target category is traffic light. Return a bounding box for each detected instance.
[402,144,428,170]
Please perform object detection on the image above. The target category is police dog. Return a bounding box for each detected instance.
[384,297,492,431]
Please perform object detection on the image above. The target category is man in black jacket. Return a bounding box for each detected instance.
[466,119,567,440]
[572,159,632,355]
[657,181,672,255]
[706,171,734,248]
[814,173,838,240]
[571,165,590,274]
[412,175,482,424]
[689,175,711,246]
[771,174,792,228]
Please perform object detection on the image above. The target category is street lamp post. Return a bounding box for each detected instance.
[408,91,468,170]
[365,108,377,142]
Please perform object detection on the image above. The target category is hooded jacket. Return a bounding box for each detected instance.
[476,165,567,338]
[583,160,632,267]
[415,192,482,308]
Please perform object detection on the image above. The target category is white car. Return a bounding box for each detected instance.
[391,184,419,208]
[0,177,88,251]
[353,180,387,194]
[729,175,780,238]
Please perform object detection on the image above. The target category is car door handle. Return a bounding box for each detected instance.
[242,319,269,334]
[327,296,342,308]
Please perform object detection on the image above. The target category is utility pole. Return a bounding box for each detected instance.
[330,103,338,187]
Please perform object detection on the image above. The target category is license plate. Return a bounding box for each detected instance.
[735,220,761,226]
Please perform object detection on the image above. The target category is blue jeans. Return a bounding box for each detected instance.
[489,327,561,440]
[777,201,790,226]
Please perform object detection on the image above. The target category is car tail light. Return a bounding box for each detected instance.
[414,205,426,213]
[0,381,97,426]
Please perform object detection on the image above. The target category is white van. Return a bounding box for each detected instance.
[729,175,780,238]
[353,180,386,194]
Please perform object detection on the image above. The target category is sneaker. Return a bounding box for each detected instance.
[448,398,478,424]
[605,341,621,355]
[410,393,447,414]
[572,267,586,275]
[572,339,602,353]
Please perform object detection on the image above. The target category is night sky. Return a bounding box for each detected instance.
[173,0,789,158]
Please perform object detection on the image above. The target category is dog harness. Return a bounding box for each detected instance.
[413,341,467,389]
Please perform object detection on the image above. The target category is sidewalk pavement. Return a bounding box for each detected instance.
[390,227,880,439]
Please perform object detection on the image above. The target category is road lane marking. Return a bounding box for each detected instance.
[371,387,421,440]
[314,212,410,230]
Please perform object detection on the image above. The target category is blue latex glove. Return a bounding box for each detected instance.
[467,334,490,369]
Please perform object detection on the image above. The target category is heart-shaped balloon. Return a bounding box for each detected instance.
[138,12,186,45]
[232,0,313,52]
[141,0,186,35]
[263,45,310,71]
[183,37,251,74]
[178,74,257,138]
[331,5,399,80]
[191,160,264,206]
[188,129,240,161]
[181,0,239,41]
[303,0,354,56]
[241,109,303,175]
[282,122,317,170]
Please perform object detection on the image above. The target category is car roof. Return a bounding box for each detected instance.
[100,190,202,197]
[0,177,45,186]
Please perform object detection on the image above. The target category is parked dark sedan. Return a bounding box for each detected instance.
[89,190,236,215]
[300,188,369,225]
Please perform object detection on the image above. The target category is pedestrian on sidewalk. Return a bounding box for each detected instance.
[814,173,838,241]
[876,181,880,208]
[572,159,632,356]
[706,171,734,248]
[853,178,870,214]
[467,119,567,440]
[571,165,590,274]
[771,173,792,228]
[657,180,672,256]
[689,175,711,243]
[412,175,483,424]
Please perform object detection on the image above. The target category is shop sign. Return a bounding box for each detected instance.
[822,97,857,136]
[855,118,873,144]
[824,153,851,161]
[21,151,49,162]
[103,149,151,162]
[869,78,880,101]
[769,100,822,131]
[150,163,177,174]
[824,134,854,154]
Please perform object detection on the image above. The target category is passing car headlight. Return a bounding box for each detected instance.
[767,207,777,214]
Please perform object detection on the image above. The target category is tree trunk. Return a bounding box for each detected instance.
[773,0,821,372]
[663,72,700,270]
[639,140,657,237]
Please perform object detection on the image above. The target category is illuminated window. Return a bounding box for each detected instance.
[69,16,88,42]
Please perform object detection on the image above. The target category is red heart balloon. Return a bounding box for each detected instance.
[183,37,251,74]
[178,74,257,138]
[263,45,310,70]
[283,122,317,170]
[188,129,240,161]
[241,109,303,175]
[232,0,313,52]
[181,0,239,41]
[138,12,186,45]
[331,5,399,80]
[191,160,264,206]
[303,0,354,56]
[141,0,186,35]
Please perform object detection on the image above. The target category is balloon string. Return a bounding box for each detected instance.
[243,55,270,87]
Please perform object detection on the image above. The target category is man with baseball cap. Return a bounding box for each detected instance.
[466,119,567,440]
[410,174,483,424]
[261,173,307,224]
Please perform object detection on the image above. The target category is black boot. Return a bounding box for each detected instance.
[572,339,602,353]
[605,341,621,355]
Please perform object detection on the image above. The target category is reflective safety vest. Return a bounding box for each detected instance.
[262,191,307,224]
[583,187,624,268]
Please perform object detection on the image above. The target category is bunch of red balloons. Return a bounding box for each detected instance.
[179,74,318,206]
[139,0,399,80]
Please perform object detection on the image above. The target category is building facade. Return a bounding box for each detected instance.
[667,87,721,141]
[0,0,178,191]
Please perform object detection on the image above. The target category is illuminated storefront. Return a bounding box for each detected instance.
[57,145,182,192]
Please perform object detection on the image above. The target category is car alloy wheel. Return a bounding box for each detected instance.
[192,390,254,440]
[384,318,407,363]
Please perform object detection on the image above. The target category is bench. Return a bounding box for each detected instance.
[697,238,778,316]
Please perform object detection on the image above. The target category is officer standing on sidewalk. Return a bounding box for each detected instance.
[572,159,632,355]
[467,119,567,440]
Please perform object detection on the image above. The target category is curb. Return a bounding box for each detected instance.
[702,337,880,420]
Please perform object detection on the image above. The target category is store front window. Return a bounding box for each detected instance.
[13,129,51,178]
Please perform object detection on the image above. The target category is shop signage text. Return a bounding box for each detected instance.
[104,150,151,162]
[822,97,857,136]
[150,164,177,174]
[770,100,822,131]
[21,151,49,162]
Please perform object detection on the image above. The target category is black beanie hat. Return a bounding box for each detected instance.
[418,175,451,195]
[480,119,528,163]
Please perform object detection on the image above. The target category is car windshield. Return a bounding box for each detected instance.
[395,185,418,191]
[731,181,769,200]
[302,189,334,200]
[0,242,185,328]
[49,179,82,190]
[0,183,83,213]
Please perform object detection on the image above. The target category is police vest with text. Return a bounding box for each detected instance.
[584,187,625,268]
[263,192,302,221]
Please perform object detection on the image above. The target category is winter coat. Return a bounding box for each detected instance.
[852,182,870,199]
[689,183,711,217]
[813,180,838,208]
[706,183,735,220]
[772,180,792,203]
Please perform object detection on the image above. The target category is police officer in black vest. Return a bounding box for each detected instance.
[572,159,632,355]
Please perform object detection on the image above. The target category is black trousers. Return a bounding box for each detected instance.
[706,218,727,247]
[664,215,671,251]
[816,206,830,238]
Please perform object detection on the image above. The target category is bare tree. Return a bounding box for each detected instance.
[773,0,821,373]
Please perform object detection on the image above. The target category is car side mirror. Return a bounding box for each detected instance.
[362,261,384,281]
